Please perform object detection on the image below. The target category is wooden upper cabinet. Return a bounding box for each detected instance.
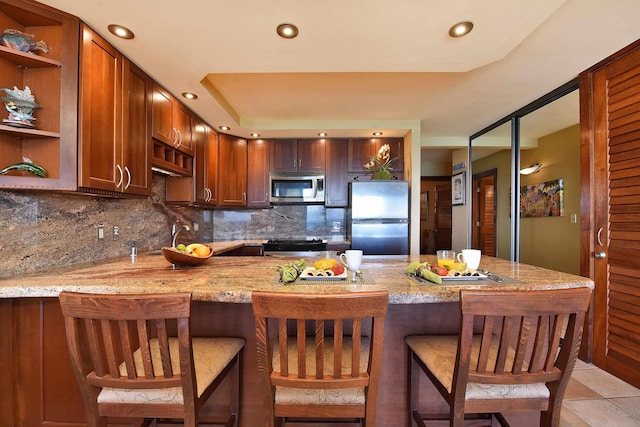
[298,139,326,172]
[174,102,193,155]
[270,139,297,172]
[78,25,151,196]
[151,84,174,144]
[204,126,219,205]
[325,139,349,207]
[348,137,404,173]
[151,83,193,156]
[218,133,247,207]
[270,139,325,172]
[165,120,217,206]
[247,139,270,208]
[0,0,79,191]
[121,59,152,196]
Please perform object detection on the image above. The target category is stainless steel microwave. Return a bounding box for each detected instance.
[269,173,325,204]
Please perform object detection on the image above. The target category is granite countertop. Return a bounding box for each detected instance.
[0,241,593,304]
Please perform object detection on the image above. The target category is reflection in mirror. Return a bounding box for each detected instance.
[518,90,579,274]
[470,122,512,260]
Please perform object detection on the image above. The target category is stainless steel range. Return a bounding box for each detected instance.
[263,239,328,257]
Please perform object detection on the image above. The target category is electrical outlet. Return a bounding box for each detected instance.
[97,225,104,240]
[113,225,119,239]
[193,222,199,231]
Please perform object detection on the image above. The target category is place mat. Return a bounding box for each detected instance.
[407,272,521,286]
[274,270,376,285]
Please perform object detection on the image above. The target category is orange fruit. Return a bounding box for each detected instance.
[193,245,210,257]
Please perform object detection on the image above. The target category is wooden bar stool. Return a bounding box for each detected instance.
[406,287,592,427]
[251,290,389,427]
[59,291,244,427]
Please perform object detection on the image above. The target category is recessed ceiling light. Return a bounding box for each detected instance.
[448,21,473,38]
[251,132,261,137]
[372,132,383,136]
[276,23,299,39]
[219,126,230,131]
[181,92,197,100]
[318,132,327,137]
[107,24,134,40]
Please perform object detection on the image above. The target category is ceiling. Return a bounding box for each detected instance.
[37,0,640,148]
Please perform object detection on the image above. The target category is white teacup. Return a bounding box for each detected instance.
[457,249,481,271]
[340,250,363,272]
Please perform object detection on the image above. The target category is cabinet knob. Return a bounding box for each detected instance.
[594,251,606,259]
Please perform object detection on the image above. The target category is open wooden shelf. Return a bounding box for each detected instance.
[0,45,61,68]
[0,124,60,138]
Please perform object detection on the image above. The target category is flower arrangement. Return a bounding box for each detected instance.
[363,144,400,179]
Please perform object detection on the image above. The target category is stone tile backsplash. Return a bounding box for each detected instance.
[0,174,345,277]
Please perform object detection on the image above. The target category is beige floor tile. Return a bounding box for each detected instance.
[560,405,591,427]
[573,359,597,370]
[564,377,603,400]
[571,368,640,398]
[609,396,640,419]
[563,399,640,426]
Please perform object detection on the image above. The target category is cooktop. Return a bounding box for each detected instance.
[263,239,327,252]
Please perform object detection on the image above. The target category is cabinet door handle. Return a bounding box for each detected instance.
[206,188,212,202]
[597,227,604,246]
[171,128,178,145]
[176,130,182,148]
[116,164,123,189]
[243,192,246,202]
[124,166,131,190]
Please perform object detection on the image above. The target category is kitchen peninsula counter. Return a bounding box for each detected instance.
[0,247,593,427]
[0,247,592,301]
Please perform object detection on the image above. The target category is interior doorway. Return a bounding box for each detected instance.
[471,169,497,256]
[420,177,451,254]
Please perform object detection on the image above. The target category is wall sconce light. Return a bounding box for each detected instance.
[520,163,543,175]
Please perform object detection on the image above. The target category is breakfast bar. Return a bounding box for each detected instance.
[0,246,593,427]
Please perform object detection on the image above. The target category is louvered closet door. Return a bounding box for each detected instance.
[591,43,640,388]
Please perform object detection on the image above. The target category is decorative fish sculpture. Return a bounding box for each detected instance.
[1,29,49,54]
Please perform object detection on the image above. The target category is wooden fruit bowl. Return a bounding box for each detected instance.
[161,245,213,266]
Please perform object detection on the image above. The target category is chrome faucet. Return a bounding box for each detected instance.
[171,221,191,247]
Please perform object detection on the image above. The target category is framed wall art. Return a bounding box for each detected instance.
[452,171,466,206]
[520,178,564,217]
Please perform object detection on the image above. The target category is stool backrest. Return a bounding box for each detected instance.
[59,292,195,396]
[456,287,591,398]
[252,290,388,424]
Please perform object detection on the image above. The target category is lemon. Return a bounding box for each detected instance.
[193,245,210,257]
[185,243,205,254]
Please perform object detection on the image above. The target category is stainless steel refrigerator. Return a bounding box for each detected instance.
[348,180,409,255]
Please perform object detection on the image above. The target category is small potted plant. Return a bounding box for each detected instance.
[363,143,400,179]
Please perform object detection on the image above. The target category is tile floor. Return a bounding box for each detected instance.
[561,359,640,426]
